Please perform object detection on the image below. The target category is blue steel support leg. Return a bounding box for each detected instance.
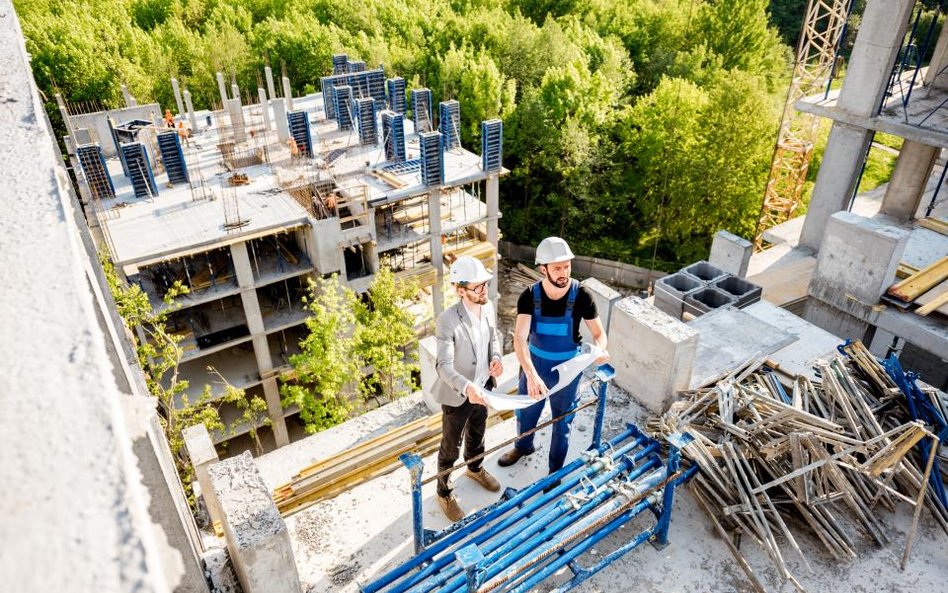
[651,432,692,549]
[589,364,614,451]
[455,544,485,593]
[400,453,426,555]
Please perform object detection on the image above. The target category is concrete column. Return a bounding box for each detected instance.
[799,123,873,250]
[265,66,277,102]
[428,188,445,315]
[227,98,247,144]
[579,278,621,345]
[216,72,229,107]
[121,84,136,107]
[171,77,185,117]
[799,0,915,251]
[258,87,271,130]
[230,242,289,447]
[880,140,939,221]
[183,89,198,132]
[182,424,223,531]
[608,297,698,414]
[485,174,500,299]
[709,230,752,277]
[272,99,289,142]
[207,452,303,593]
[924,19,948,91]
[231,82,241,105]
[54,93,76,152]
[282,76,294,110]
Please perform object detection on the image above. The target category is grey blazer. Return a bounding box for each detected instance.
[432,300,502,407]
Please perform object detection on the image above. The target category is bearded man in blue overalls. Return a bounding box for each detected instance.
[498,237,610,473]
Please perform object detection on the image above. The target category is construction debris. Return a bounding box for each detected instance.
[649,341,948,589]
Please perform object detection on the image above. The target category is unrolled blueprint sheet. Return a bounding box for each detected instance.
[481,345,605,411]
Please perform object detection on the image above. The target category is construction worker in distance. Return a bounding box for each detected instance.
[498,237,609,475]
[163,108,175,128]
[431,256,504,522]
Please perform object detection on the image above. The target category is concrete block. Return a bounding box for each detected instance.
[272,99,289,142]
[579,277,622,344]
[808,211,909,310]
[709,230,752,277]
[208,452,302,593]
[713,275,762,308]
[609,297,698,414]
[182,423,224,532]
[682,260,727,283]
[653,272,702,319]
[683,287,737,318]
[419,335,440,413]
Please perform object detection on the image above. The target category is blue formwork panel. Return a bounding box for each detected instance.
[411,88,433,133]
[368,69,386,105]
[107,117,129,178]
[386,77,406,114]
[321,77,337,120]
[382,110,407,162]
[419,131,444,186]
[480,119,503,173]
[156,131,189,185]
[120,142,158,199]
[439,100,461,150]
[76,143,116,199]
[356,97,378,145]
[287,110,313,157]
[347,60,366,73]
[334,85,355,131]
[332,53,349,75]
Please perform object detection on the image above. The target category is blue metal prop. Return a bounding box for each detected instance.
[361,366,696,593]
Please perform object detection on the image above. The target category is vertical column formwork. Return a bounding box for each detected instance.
[411,88,433,134]
[76,143,116,199]
[120,142,159,199]
[287,110,313,157]
[320,76,337,120]
[334,85,355,131]
[332,54,349,75]
[386,77,406,114]
[439,100,461,151]
[420,131,444,186]
[368,69,387,106]
[356,97,378,146]
[156,131,189,185]
[481,119,503,172]
[381,110,406,162]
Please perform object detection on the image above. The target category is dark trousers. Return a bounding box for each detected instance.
[437,398,488,497]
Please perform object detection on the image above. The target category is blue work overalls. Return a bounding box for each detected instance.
[515,280,582,473]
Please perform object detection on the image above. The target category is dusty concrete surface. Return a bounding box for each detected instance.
[255,375,948,593]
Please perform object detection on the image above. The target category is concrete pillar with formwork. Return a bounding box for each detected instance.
[216,72,229,106]
[183,89,198,132]
[880,140,939,221]
[227,98,247,144]
[182,423,224,532]
[231,242,289,446]
[272,98,290,142]
[709,230,752,277]
[486,174,500,299]
[171,77,185,117]
[579,278,621,346]
[265,66,277,102]
[207,452,303,593]
[804,210,910,340]
[608,296,698,414]
[282,76,294,111]
[258,87,271,131]
[428,188,445,315]
[799,0,915,251]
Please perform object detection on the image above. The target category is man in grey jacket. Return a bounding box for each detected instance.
[432,256,504,521]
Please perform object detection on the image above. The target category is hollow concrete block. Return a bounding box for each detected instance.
[609,297,699,414]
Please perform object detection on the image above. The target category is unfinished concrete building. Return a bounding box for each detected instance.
[59,56,505,451]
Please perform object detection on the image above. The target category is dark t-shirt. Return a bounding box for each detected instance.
[517,282,598,344]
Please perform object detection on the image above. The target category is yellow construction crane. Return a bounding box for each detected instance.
[755,0,853,248]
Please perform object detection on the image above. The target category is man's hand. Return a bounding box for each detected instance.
[465,383,487,406]
[489,358,503,378]
[595,349,611,365]
[525,371,549,400]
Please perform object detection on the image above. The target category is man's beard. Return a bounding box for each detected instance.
[552,276,569,288]
[469,292,488,305]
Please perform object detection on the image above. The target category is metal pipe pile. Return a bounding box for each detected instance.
[360,424,696,593]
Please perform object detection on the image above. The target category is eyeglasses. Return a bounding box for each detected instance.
[462,282,488,294]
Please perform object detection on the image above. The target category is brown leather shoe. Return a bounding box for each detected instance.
[497,447,534,467]
[438,494,465,522]
[465,468,501,492]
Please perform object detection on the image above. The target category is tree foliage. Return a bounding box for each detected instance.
[19,0,794,267]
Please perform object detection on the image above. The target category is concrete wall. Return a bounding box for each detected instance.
[499,241,663,289]
[69,103,163,157]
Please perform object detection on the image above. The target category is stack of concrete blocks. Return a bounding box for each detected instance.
[804,211,909,341]
[654,259,762,320]
[608,297,699,413]
[207,452,303,593]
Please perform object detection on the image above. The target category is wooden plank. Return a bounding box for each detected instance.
[914,279,948,316]
[887,255,948,302]
[917,216,948,236]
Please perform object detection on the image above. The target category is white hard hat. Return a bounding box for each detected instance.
[535,237,575,265]
[449,256,493,285]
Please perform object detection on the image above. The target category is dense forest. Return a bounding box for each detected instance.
[17,0,798,265]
